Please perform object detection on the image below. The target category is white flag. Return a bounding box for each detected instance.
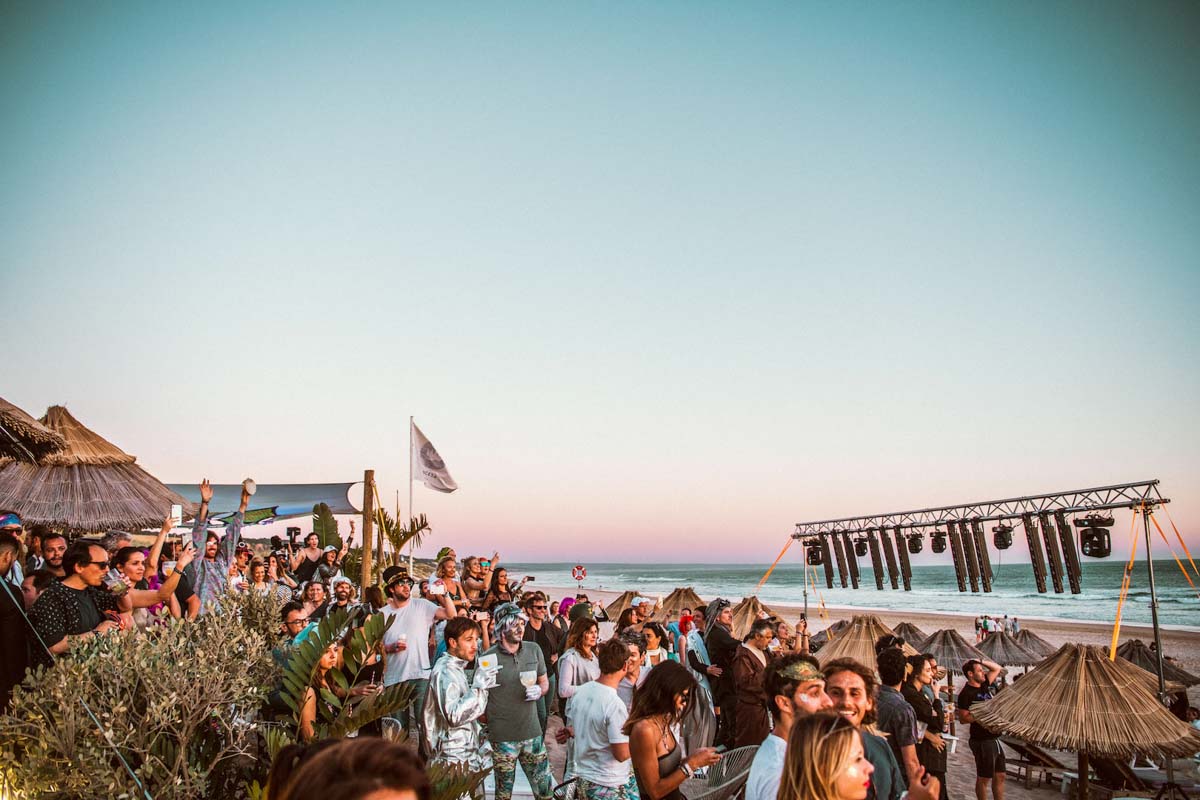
[411,421,458,493]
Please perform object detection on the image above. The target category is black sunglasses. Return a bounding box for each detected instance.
[88,560,111,568]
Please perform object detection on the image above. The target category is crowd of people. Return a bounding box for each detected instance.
[0,489,1059,800]
[972,616,1018,643]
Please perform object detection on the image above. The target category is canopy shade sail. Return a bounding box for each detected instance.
[167,482,362,525]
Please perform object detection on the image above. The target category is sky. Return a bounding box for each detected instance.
[3,2,1198,565]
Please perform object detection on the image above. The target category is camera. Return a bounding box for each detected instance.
[287,526,300,543]
[270,535,284,551]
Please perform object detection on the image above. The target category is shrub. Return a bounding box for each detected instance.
[0,593,278,799]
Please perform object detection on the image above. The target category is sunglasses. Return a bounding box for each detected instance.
[88,560,111,568]
[531,605,548,610]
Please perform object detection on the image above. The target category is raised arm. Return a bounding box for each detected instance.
[190,479,213,552]
[220,484,251,563]
[147,514,171,574]
[432,591,456,622]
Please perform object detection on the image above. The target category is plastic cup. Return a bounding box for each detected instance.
[242,478,257,495]
[479,654,498,671]
[163,561,177,576]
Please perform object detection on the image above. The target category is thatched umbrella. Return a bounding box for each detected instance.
[978,630,1042,667]
[971,643,1200,800]
[810,618,849,652]
[0,397,66,463]
[919,629,986,680]
[1013,629,1056,659]
[657,587,706,620]
[892,621,928,645]
[815,614,916,667]
[1116,639,1200,688]
[605,590,642,621]
[729,595,783,639]
[0,405,195,533]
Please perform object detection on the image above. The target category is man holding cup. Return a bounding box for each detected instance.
[381,565,456,741]
[480,602,553,800]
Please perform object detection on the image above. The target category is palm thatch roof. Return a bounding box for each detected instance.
[977,630,1042,667]
[605,590,642,620]
[1116,639,1200,687]
[0,405,196,533]
[1120,657,1187,696]
[657,587,706,620]
[810,618,849,651]
[892,621,928,645]
[1013,628,1057,659]
[918,629,986,671]
[0,397,66,463]
[729,595,783,639]
[971,643,1200,759]
[815,614,916,667]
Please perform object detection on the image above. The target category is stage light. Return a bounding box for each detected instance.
[907,533,923,554]
[1079,527,1111,558]
[931,529,947,553]
[992,523,1014,550]
[1073,512,1115,528]
[806,540,824,565]
[853,536,869,558]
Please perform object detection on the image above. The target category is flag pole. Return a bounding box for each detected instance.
[408,415,415,573]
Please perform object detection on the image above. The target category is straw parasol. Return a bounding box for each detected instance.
[971,643,1200,800]
[815,614,916,667]
[977,630,1042,667]
[1012,628,1056,659]
[605,590,642,620]
[918,629,986,672]
[810,618,849,652]
[0,397,66,463]
[1116,639,1200,688]
[657,587,706,620]
[0,405,195,533]
[728,595,783,639]
[892,621,928,645]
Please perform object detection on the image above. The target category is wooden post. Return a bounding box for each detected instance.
[361,469,375,587]
[1077,751,1089,800]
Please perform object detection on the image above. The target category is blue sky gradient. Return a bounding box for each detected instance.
[3,2,1198,564]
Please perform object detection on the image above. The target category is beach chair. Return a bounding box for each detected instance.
[1001,737,1071,789]
[681,744,758,800]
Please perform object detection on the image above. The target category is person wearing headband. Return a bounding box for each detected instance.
[702,598,738,747]
[745,653,834,800]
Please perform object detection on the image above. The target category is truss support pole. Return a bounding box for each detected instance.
[1054,510,1083,594]
[843,532,860,589]
[1039,512,1065,593]
[958,519,980,592]
[971,519,993,592]
[1022,513,1048,593]
[894,525,913,591]
[947,523,968,592]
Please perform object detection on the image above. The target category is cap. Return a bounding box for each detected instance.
[632,597,653,607]
[382,566,412,587]
[0,512,22,529]
[323,545,338,553]
[568,601,595,622]
[331,575,354,589]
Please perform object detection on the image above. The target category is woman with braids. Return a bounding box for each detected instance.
[625,661,722,800]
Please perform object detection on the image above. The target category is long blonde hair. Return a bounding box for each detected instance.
[777,712,860,800]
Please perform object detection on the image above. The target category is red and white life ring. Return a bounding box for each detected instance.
[571,564,587,581]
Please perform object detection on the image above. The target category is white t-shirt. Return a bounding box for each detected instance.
[745,733,787,800]
[381,598,439,685]
[571,681,631,788]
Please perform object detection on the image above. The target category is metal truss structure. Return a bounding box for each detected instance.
[791,480,1170,596]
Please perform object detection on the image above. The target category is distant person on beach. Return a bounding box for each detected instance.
[745,653,833,800]
[703,598,739,747]
[874,648,920,784]
[957,658,1005,800]
[626,660,722,800]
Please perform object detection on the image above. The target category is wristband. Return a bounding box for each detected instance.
[681,763,695,779]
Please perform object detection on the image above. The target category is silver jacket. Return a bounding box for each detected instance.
[423,654,492,770]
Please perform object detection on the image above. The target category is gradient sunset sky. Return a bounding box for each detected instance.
[3,2,1198,565]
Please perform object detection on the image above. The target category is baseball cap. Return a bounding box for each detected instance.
[323,545,338,554]
[330,575,354,590]
[569,601,596,622]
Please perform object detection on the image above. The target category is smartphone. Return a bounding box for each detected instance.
[714,745,728,754]
[525,576,535,582]
[170,504,183,527]
[429,580,447,596]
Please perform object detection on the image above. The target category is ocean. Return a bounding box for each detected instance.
[503,559,1199,630]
